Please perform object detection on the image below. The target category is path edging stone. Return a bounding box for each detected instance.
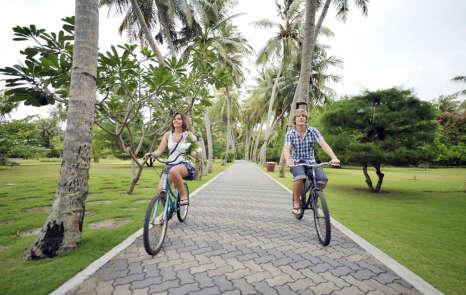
[259,165,443,295]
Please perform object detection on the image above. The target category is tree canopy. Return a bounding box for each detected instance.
[321,87,438,192]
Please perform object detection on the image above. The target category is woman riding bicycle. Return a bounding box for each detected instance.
[145,112,196,206]
[283,108,340,216]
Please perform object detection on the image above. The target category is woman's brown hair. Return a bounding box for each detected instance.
[171,112,189,132]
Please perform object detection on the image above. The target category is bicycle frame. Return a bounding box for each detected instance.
[158,171,179,221]
[146,154,185,223]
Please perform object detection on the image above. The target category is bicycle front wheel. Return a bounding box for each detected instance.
[312,191,331,246]
[143,195,168,255]
[177,182,189,222]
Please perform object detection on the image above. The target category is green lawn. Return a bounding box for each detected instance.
[0,158,230,295]
[268,165,466,295]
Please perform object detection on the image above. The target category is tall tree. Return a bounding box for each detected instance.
[25,0,99,259]
[278,0,368,177]
[289,0,368,120]
[204,111,214,172]
[451,75,466,98]
[101,0,199,57]
[100,0,165,62]
[184,0,251,160]
[253,0,304,165]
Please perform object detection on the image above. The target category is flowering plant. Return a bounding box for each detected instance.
[185,133,199,156]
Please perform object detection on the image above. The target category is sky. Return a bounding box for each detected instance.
[1,0,465,120]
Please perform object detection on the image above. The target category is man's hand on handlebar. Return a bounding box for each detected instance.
[329,158,341,168]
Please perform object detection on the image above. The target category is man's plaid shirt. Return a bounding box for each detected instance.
[284,127,324,164]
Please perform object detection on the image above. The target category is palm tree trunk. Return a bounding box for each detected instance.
[314,0,331,43]
[259,66,283,165]
[298,0,318,103]
[288,0,319,124]
[129,0,164,64]
[25,0,99,260]
[225,86,235,159]
[252,126,262,162]
[278,149,286,177]
[280,0,319,175]
[244,128,252,161]
[204,112,213,173]
[198,135,208,176]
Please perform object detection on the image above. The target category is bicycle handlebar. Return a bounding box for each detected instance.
[292,161,340,168]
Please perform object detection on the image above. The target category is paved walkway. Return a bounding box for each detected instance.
[71,161,421,295]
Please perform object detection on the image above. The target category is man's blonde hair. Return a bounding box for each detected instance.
[293,109,308,125]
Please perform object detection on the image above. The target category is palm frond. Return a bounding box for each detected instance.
[251,19,279,30]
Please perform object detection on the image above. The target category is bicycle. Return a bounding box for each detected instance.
[292,162,335,246]
[142,154,190,255]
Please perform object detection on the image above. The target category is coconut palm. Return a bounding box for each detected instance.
[252,0,304,164]
[184,0,251,160]
[25,0,99,259]
[277,0,368,177]
[100,0,198,59]
[451,75,466,98]
[290,0,369,118]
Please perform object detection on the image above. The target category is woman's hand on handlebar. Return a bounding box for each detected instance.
[143,152,157,161]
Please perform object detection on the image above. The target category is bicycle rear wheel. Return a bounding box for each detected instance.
[177,182,189,222]
[312,191,331,246]
[143,195,168,255]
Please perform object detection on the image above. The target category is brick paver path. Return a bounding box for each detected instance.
[72,161,421,295]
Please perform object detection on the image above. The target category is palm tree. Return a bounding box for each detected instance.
[277,0,368,177]
[184,0,251,160]
[253,0,304,165]
[434,95,461,113]
[290,0,368,119]
[25,0,99,259]
[451,75,466,98]
[100,0,197,60]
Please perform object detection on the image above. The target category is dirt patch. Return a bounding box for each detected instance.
[17,228,41,237]
[89,218,131,229]
[133,200,149,205]
[24,206,51,213]
[87,200,112,205]
[0,220,11,226]
[85,210,96,217]
[123,208,138,211]
[353,188,390,194]
[15,197,41,202]
[0,245,7,252]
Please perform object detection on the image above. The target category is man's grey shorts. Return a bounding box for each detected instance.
[290,165,328,184]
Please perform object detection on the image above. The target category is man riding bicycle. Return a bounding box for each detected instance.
[283,108,340,216]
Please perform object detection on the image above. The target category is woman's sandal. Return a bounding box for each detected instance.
[180,198,189,206]
[292,207,301,215]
